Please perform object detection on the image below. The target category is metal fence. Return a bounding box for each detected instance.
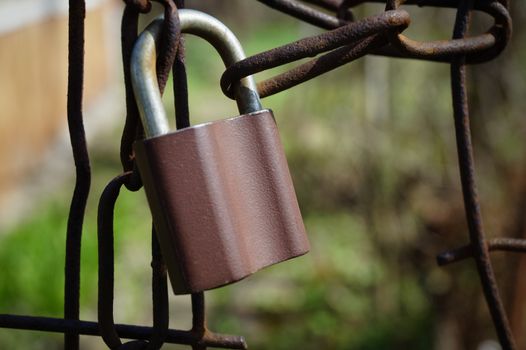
[0,0,522,349]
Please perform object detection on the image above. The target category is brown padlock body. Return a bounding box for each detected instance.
[134,109,309,294]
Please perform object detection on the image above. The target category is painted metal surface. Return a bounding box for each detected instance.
[132,9,308,294]
[135,109,309,294]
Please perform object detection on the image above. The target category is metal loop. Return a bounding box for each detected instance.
[124,165,143,192]
[256,33,386,98]
[98,173,128,349]
[448,0,516,347]
[97,172,169,349]
[152,0,181,94]
[384,0,511,63]
[131,9,262,138]
[220,10,410,99]
[258,0,511,64]
[119,0,180,178]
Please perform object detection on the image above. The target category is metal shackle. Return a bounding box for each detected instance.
[131,9,263,138]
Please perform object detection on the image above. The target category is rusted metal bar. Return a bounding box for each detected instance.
[172,0,190,130]
[341,0,502,9]
[449,0,515,347]
[0,315,247,349]
[119,0,180,175]
[120,5,143,174]
[230,0,512,101]
[257,33,387,97]
[256,0,344,29]
[148,229,169,350]
[438,238,526,266]
[64,1,90,349]
[153,0,180,93]
[221,9,410,98]
[385,0,511,63]
[257,0,511,64]
[98,172,171,349]
[98,173,131,349]
[191,293,206,350]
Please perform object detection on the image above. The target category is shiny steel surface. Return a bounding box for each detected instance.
[131,9,262,138]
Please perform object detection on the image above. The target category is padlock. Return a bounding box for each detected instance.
[131,9,310,295]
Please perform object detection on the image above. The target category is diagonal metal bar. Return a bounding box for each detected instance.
[256,0,344,29]
[220,9,410,98]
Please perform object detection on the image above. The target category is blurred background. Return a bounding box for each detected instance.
[1,0,525,349]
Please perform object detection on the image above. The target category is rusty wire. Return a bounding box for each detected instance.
[120,0,180,175]
[98,172,170,350]
[0,0,523,349]
[64,0,90,349]
[223,0,512,99]
[221,9,411,98]
[243,0,519,348]
[96,172,244,349]
[447,1,515,347]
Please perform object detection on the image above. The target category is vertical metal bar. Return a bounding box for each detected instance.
[148,228,169,349]
[98,173,127,349]
[450,1,516,348]
[191,293,207,350]
[65,0,90,349]
[173,0,190,129]
[120,5,142,174]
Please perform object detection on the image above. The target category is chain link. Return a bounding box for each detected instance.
[0,0,522,349]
